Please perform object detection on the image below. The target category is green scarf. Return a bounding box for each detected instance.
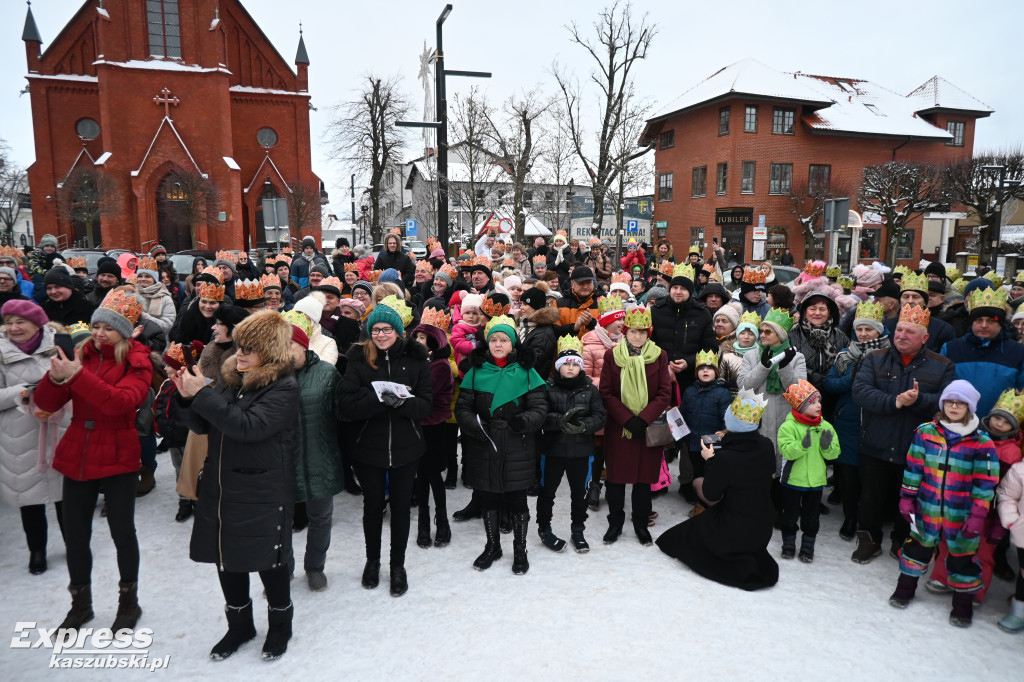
[613,339,662,438]
[462,361,547,414]
[762,339,791,395]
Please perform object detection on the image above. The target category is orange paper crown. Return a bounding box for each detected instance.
[898,303,930,328]
[501,258,515,268]
[196,281,225,301]
[343,262,359,273]
[260,273,281,290]
[783,379,820,410]
[472,255,492,270]
[0,246,25,258]
[215,249,238,263]
[136,256,159,272]
[659,260,675,277]
[481,296,511,318]
[124,273,137,284]
[367,270,383,283]
[556,230,568,237]
[389,227,402,235]
[420,306,452,333]
[66,256,87,270]
[439,264,458,281]
[533,255,546,264]
[611,272,631,284]
[588,237,602,246]
[100,289,143,326]
[276,254,292,266]
[200,265,224,283]
[235,278,265,302]
[742,265,768,284]
[803,261,826,278]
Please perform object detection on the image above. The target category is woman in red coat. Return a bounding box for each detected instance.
[34,290,152,633]
[599,305,671,546]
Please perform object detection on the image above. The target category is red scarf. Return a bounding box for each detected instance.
[792,409,822,427]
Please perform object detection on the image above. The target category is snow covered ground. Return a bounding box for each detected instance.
[1,456,1020,681]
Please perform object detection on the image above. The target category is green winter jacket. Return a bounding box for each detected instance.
[777,412,840,489]
[293,350,344,501]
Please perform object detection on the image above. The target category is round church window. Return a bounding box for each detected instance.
[257,127,278,148]
[76,118,100,140]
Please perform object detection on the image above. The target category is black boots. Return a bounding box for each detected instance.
[570,524,590,553]
[473,510,503,570]
[838,518,856,541]
[781,534,797,559]
[262,602,293,660]
[539,526,567,552]
[112,581,142,632]
[632,518,653,546]
[416,506,432,548]
[29,550,47,575]
[511,512,530,575]
[59,584,94,629]
[361,560,380,589]
[452,495,481,522]
[499,508,512,534]
[585,480,603,510]
[390,566,408,597]
[889,573,918,609]
[851,530,882,564]
[799,535,816,563]
[175,499,194,522]
[603,515,624,544]
[950,592,973,628]
[210,601,257,661]
[434,513,452,547]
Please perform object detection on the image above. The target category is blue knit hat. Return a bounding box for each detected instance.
[379,268,401,284]
[366,301,405,335]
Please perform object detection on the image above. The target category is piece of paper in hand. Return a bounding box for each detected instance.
[770,352,785,366]
[371,381,414,402]
[666,406,690,440]
[476,415,498,452]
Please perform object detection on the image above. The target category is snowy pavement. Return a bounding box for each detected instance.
[0,456,1020,681]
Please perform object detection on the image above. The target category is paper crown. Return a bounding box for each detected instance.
[803,261,826,278]
[501,258,516,268]
[825,266,842,279]
[557,334,584,356]
[275,254,292,266]
[419,306,452,332]
[742,265,768,284]
[598,295,624,316]
[533,255,547,264]
[588,237,602,245]
[200,265,224,283]
[947,266,962,281]
[66,256,87,270]
[898,303,930,328]
[378,294,413,328]
[729,388,767,425]
[764,307,795,334]
[659,260,675,277]
[556,230,568,237]
[196,280,225,301]
[282,309,314,339]
[854,300,885,323]
[367,270,383,283]
[739,310,763,327]
[695,349,719,369]
[688,245,700,254]
[416,260,434,273]
[318,276,343,293]
[472,255,492,270]
[343,262,359,273]
[783,379,820,410]
[136,256,159,272]
[624,306,652,330]
[389,227,402,235]
[983,270,1004,289]
[672,263,695,280]
[235,278,265,302]
[163,341,205,371]
[951,278,967,293]
[611,272,631,284]
[65,320,92,341]
[893,265,911,279]
[481,296,511,318]
[0,246,25,258]
[215,249,238,263]
[99,289,143,326]
[900,271,927,294]
[124,273,137,284]
[992,389,1024,426]
[261,273,281,290]
[484,314,516,338]
[966,284,1007,313]
[439,264,458,281]
[491,242,506,253]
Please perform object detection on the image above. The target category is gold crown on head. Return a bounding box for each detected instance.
[215,249,238,263]
[983,270,1004,289]
[481,296,511,318]
[837,275,854,291]
[659,261,675,277]
[484,314,516,337]
[783,379,820,410]
[420,306,452,332]
[854,300,885,323]
[739,310,762,327]
[136,256,159,272]
[260,273,281,289]
[695,349,719,369]
[992,389,1024,426]
[282,309,314,339]
[65,320,92,338]
[965,285,1007,312]
[66,256,87,270]
[688,245,700,254]
[730,388,767,424]
[367,270,383,283]
[557,334,583,356]
[235,278,265,301]
[826,266,842,279]
[900,271,927,294]
[100,289,143,326]
[672,263,695,280]
[742,265,768,284]
[893,265,912,279]
[598,295,624,316]
[378,294,413,327]
[803,261,826,278]
[196,280,225,301]
[343,262,359,273]
[898,303,930,328]
[947,266,962,281]
[624,306,652,330]
[611,272,631,284]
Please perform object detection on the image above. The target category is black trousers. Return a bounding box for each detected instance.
[218,566,290,610]
[590,437,605,484]
[604,482,651,524]
[20,502,65,552]
[780,486,823,537]
[858,455,909,545]
[354,459,418,566]
[416,424,448,514]
[478,489,528,514]
[833,462,860,527]
[62,472,139,585]
[1016,548,1024,602]
[536,455,591,528]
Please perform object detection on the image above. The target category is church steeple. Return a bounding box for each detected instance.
[22,1,41,43]
[295,23,309,65]
[295,23,309,93]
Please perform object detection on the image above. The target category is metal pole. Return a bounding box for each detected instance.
[435,5,451,255]
[994,167,1006,267]
[350,174,357,245]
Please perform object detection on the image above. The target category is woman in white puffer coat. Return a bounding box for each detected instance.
[0,299,70,576]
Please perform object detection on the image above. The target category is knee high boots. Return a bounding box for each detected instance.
[511,512,530,575]
[473,509,503,570]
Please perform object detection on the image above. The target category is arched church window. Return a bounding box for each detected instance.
[147,1,182,59]
[76,118,100,140]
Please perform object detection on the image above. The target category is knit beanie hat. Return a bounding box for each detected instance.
[503,275,522,290]
[379,268,401,285]
[0,266,16,281]
[366,300,406,335]
[38,234,58,249]
[293,293,325,323]
[43,266,75,292]
[337,298,366,319]
[434,268,453,287]
[311,263,331,277]
[924,261,948,282]
[1,298,48,329]
[91,290,143,340]
[213,304,250,334]
[520,287,546,311]
[97,259,122,279]
[214,259,237,277]
[940,379,980,417]
[461,293,483,315]
[713,304,740,330]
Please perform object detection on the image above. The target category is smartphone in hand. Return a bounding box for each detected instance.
[182,343,196,373]
[53,333,77,360]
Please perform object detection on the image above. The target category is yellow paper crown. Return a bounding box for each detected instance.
[893,265,912,279]
[983,270,1004,289]
[136,256,159,272]
[261,273,281,289]
[598,295,624,316]
[854,300,885,323]
[803,261,826,278]
[739,310,762,327]
[837,275,854,292]
[695,349,719,369]
[764,307,795,334]
[420,306,452,332]
[100,289,143,326]
[688,245,700,254]
[379,294,413,328]
[66,256,87,270]
[946,266,961,281]
[235,278,265,302]
[484,314,516,338]
[624,306,652,330]
[611,272,631,284]
[898,303,930,328]
[557,334,583,356]
[742,265,768,284]
[196,280,225,301]
[730,388,767,424]
[215,249,238,263]
[783,379,820,410]
[992,389,1024,426]
[481,296,511,318]
[965,285,1007,313]
[282,309,314,339]
[65,320,92,340]
[826,266,842,279]
[900,271,927,294]
[672,263,695,280]
[367,270,383,283]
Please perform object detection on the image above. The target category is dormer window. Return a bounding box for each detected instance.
[147,1,182,59]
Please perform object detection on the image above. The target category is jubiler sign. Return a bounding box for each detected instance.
[715,207,753,226]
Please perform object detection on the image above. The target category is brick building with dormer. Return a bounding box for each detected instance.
[21,0,320,252]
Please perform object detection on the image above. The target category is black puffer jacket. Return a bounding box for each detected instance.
[649,296,716,387]
[456,344,548,493]
[541,372,606,458]
[517,305,561,379]
[373,249,416,289]
[341,337,433,468]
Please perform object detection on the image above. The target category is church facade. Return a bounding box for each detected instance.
[22,0,320,252]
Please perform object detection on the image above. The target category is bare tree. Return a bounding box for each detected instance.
[788,176,855,262]
[553,0,658,235]
[158,170,221,249]
[608,95,653,249]
[0,140,28,244]
[287,181,323,239]
[56,167,123,248]
[325,74,410,245]
[858,162,944,267]
[449,89,502,236]
[483,89,551,243]
[533,108,581,235]
[941,149,1024,264]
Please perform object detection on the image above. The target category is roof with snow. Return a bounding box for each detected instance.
[643,58,992,143]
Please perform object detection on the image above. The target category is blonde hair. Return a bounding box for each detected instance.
[76,332,132,365]
[372,282,406,304]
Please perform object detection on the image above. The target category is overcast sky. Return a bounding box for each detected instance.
[4,0,1022,217]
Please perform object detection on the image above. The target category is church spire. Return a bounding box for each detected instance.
[22,1,42,43]
[295,23,309,65]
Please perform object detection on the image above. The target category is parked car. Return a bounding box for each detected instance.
[773,265,801,287]
[169,249,216,283]
[60,248,108,275]
[407,240,427,259]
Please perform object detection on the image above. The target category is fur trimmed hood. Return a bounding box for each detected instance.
[219,310,294,391]
[519,305,561,326]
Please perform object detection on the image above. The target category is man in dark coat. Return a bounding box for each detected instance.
[40,266,96,327]
[882,275,954,353]
[290,236,330,290]
[556,266,600,337]
[373,234,415,290]
[87,259,123,306]
[650,269,716,389]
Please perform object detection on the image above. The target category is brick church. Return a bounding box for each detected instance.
[21,0,321,252]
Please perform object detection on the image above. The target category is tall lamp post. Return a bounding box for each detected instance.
[398,4,490,256]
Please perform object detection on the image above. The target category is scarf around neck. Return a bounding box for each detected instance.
[613,339,662,438]
[761,340,791,394]
[834,336,889,375]
[940,415,979,437]
[462,358,546,414]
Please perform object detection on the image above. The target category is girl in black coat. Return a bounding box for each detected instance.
[340,296,432,596]
[456,315,548,574]
[172,310,300,660]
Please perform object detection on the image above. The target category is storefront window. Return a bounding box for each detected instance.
[895,229,915,260]
[690,227,705,251]
[765,226,789,264]
[859,228,881,260]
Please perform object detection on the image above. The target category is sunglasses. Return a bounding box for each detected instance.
[237,346,255,355]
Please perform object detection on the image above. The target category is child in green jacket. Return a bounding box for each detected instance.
[777,379,841,562]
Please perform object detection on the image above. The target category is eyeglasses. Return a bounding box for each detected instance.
[237,346,255,355]
[945,400,967,408]
[0,277,14,283]
[759,329,775,336]
[370,326,395,336]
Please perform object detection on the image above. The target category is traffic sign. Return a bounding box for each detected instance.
[626,219,639,233]
[655,221,668,229]
[758,214,766,228]
[406,219,418,236]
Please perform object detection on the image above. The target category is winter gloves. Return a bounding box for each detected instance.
[778,347,797,368]
[624,416,647,437]
[961,505,988,539]
[559,407,586,435]
[509,413,528,433]
[819,429,834,450]
[898,496,916,524]
[801,430,812,449]
[381,391,405,408]
[760,346,773,368]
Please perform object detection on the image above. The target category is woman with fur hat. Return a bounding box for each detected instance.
[171,310,300,660]
[788,280,849,396]
[712,304,743,392]
[341,296,433,596]
[35,291,153,634]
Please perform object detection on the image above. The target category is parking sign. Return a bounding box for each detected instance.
[405,219,418,237]
[626,219,638,233]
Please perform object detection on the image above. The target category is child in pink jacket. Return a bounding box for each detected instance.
[450,293,484,371]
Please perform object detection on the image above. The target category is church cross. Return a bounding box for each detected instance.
[153,88,181,118]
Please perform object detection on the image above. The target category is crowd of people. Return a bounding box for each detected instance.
[2,230,1024,662]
